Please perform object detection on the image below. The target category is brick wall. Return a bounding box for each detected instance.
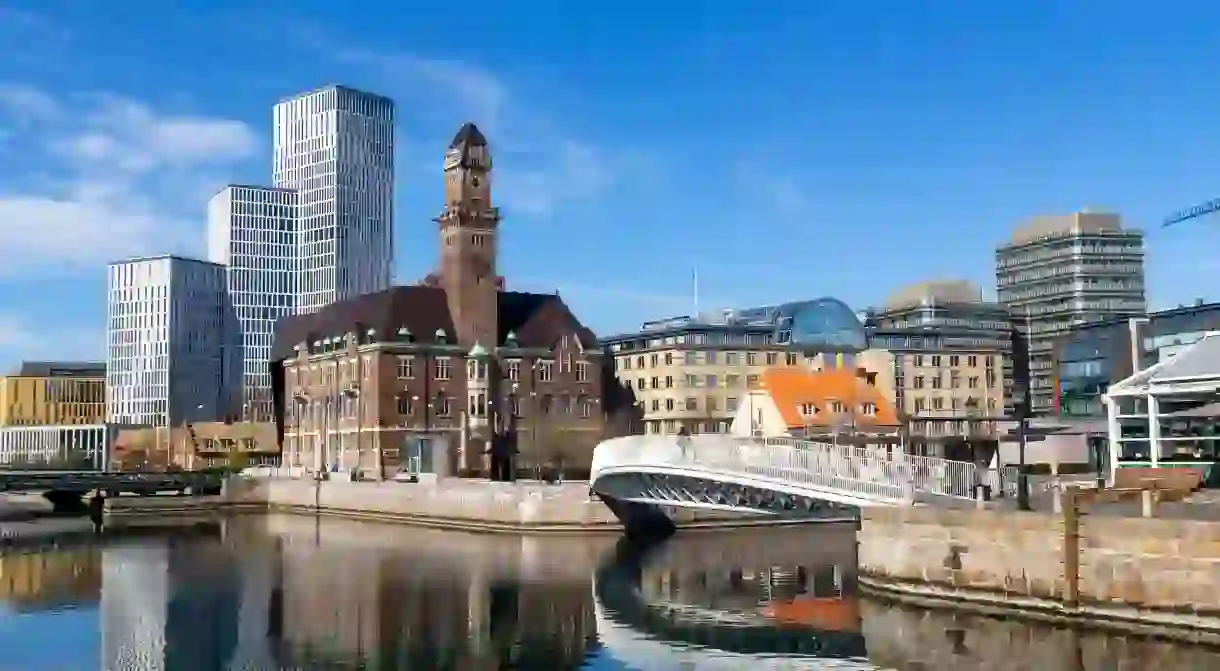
[859,504,1220,618]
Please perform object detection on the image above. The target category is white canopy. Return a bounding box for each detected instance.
[1106,332,1220,398]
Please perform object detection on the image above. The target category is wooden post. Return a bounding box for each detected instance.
[1062,488,1081,607]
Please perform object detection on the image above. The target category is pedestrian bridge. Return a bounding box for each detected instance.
[590,434,981,534]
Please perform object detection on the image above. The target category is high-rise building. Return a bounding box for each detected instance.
[864,280,1015,437]
[207,185,299,420]
[105,256,239,427]
[273,85,395,314]
[996,212,1146,415]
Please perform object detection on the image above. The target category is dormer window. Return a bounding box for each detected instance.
[861,402,877,416]
[830,400,845,413]
[435,328,448,344]
[799,402,817,416]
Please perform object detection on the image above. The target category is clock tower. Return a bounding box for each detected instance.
[436,122,501,347]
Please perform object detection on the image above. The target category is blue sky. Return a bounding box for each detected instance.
[2,1,1220,366]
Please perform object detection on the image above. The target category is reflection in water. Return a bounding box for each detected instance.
[2,517,1220,669]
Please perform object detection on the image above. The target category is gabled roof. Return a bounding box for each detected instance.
[449,122,488,148]
[756,367,899,429]
[1107,332,1220,397]
[270,286,599,361]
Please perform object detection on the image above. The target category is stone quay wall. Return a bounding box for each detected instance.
[106,477,819,534]
[858,504,1220,637]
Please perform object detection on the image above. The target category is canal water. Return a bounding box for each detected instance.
[1,515,1218,670]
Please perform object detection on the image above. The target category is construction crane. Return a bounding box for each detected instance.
[1163,197,1220,228]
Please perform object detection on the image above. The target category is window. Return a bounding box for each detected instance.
[651,399,660,412]
[705,350,717,364]
[861,402,876,416]
[665,375,674,388]
[665,352,673,365]
[685,374,699,388]
[747,353,757,366]
[650,354,659,367]
[685,397,698,411]
[539,360,554,382]
[576,361,589,382]
[725,353,738,365]
[466,359,485,380]
[705,374,718,388]
[706,396,718,412]
[785,353,798,365]
[506,360,520,381]
[579,395,591,418]
[799,402,816,416]
[914,397,926,412]
[436,394,452,416]
[913,376,924,389]
[397,396,412,415]
[949,355,960,367]
[558,395,571,415]
[967,355,978,367]
[932,397,944,410]
[968,376,979,389]
[746,374,760,388]
[471,393,487,417]
[635,356,644,369]
[636,378,646,390]
[622,358,632,370]
[931,355,942,367]
[913,355,924,367]
[650,376,659,389]
[684,351,697,365]
[435,357,451,380]
[766,352,778,365]
[726,374,740,387]
[830,400,844,413]
[665,398,675,411]
[726,397,738,411]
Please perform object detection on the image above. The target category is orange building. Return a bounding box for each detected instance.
[730,367,899,437]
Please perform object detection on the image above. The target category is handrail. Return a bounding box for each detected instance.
[592,434,980,503]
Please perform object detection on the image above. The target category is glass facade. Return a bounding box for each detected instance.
[207,185,298,420]
[105,256,240,427]
[273,86,395,315]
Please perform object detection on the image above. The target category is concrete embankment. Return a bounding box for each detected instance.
[103,477,845,533]
[857,502,1220,642]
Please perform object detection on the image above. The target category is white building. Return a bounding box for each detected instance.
[0,423,111,467]
[105,256,240,427]
[273,85,395,315]
[207,185,298,421]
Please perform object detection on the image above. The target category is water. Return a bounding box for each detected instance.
[1,516,1219,670]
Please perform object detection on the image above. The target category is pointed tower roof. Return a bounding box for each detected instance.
[449,122,488,148]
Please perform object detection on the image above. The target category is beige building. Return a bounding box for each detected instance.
[110,421,280,471]
[600,300,893,435]
[864,280,1013,438]
[0,362,106,426]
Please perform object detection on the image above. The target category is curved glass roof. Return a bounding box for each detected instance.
[772,298,867,351]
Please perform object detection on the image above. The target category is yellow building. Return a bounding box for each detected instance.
[600,300,890,435]
[0,362,106,426]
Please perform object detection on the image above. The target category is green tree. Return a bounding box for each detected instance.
[227,447,251,472]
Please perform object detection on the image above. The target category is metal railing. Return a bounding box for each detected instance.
[592,435,981,503]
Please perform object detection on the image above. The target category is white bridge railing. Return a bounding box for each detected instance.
[591,434,982,504]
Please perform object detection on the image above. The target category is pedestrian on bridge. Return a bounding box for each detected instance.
[677,427,692,459]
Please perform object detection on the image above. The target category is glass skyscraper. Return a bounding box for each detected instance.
[105,256,240,427]
[273,85,395,314]
[207,185,298,420]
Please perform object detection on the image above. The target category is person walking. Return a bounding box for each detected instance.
[677,426,692,460]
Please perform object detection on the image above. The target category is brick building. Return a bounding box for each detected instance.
[271,123,620,479]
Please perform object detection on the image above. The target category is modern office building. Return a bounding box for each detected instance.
[105,256,240,428]
[600,298,884,435]
[864,280,1016,437]
[996,211,1146,415]
[207,185,299,420]
[273,85,395,314]
[1056,300,1220,418]
[0,361,105,426]
[0,424,111,467]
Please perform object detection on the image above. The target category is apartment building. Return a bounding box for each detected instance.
[996,211,1146,415]
[601,298,877,435]
[0,361,106,426]
[865,280,1015,437]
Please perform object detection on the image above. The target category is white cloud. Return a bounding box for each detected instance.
[0,313,103,363]
[306,36,618,219]
[0,86,258,274]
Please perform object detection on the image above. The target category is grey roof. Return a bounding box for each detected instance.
[11,361,105,378]
[1148,334,1220,381]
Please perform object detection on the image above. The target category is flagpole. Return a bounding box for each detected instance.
[693,267,699,315]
